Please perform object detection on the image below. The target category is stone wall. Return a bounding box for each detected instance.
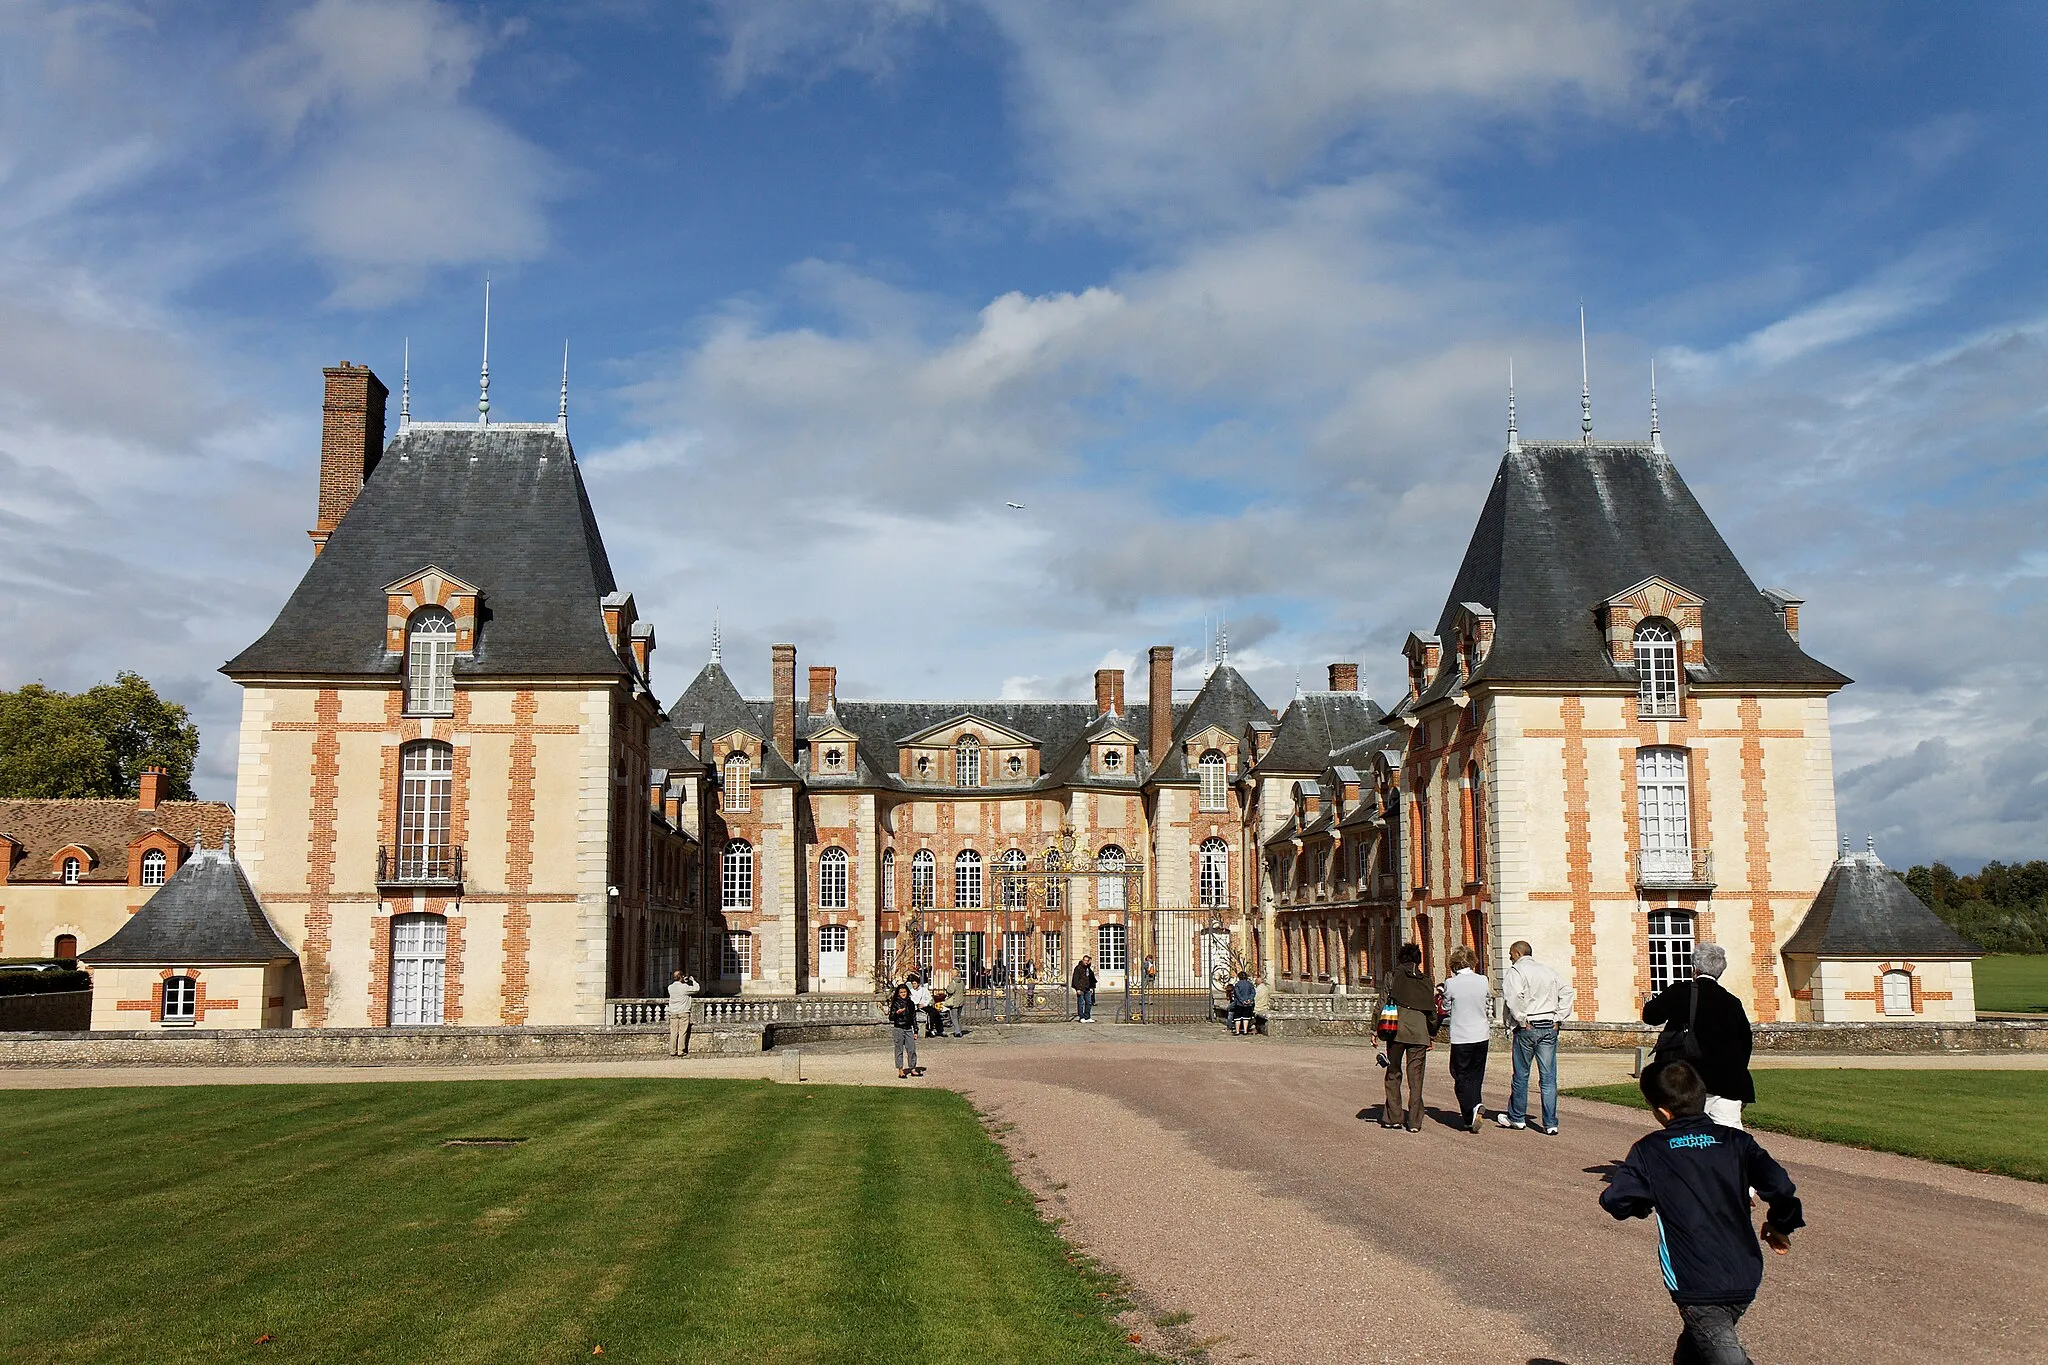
[0,1023,669,1068]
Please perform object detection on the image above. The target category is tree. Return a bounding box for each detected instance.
[0,674,199,800]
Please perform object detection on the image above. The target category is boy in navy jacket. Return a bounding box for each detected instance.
[1599,1059,1804,1364]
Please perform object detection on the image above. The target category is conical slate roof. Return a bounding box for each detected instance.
[1782,851,1981,959]
[81,841,295,965]
[1153,666,1272,780]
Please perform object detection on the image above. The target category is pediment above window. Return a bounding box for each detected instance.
[1597,576,1705,667]
[806,723,859,776]
[383,566,481,656]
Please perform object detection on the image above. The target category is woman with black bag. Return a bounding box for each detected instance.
[1642,942,1754,1127]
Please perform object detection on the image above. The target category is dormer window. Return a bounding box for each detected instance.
[1634,620,1680,717]
[916,754,932,778]
[1198,751,1228,812]
[723,752,752,812]
[405,607,457,715]
[822,747,844,772]
[1005,753,1023,777]
[62,856,81,884]
[1101,748,1122,772]
[141,848,168,886]
[956,736,981,787]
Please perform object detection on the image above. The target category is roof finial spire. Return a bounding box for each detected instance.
[558,339,570,431]
[1867,831,1876,856]
[478,275,492,425]
[1506,356,1520,455]
[1294,665,1303,699]
[1579,303,1592,443]
[1218,612,1229,667]
[399,337,411,430]
[1649,357,1663,455]
[710,609,722,665]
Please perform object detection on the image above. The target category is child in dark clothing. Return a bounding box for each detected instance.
[1599,1060,1804,1365]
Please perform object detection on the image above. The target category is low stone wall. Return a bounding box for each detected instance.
[0,990,92,1034]
[1559,1020,2048,1053]
[0,1024,670,1068]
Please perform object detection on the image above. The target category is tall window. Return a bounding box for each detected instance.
[955,849,983,908]
[62,857,81,885]
[1042,930,1063,979]
[1412,787,1429,890]
[1097,922,1129,972]
[1468,766,1487,885]
[405,607,457,715]
[881,849,896,910]
[161,974,197,1024]
[1635,621,1680,717]
[390,913,448,1025]
[723,753,751,812]
[818,847,848,908]
[1003,930,1030,968]
[956,736,981,787]
[1198,750,1229,812]
[911,850,935,908]
[1000,848,1028,909]
[1097,846,1126,911]
[1636,747,1693,879]
[1647,910,1694,992]
[915,931,934,975]
[721,841,754,910]
[1045,869,1062,910]
[721,931,753,980]
[1882,969,1914,1017]
[398,742,455,880]
[1199,837,1228,908]
[141,848,168,887]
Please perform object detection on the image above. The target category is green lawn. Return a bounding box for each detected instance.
[0,1080,1152,1365]
[1567,1069,2048,1182]
[1973,953,2048,1013]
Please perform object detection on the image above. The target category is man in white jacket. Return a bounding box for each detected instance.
[666,971,701,1056]
[1497,940,1576,1134]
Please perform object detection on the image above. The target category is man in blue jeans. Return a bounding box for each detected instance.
[1498,939,1576,1134]
[1070,955,1098,1022]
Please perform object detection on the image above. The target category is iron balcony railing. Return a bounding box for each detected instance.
[378,843,464,889]
[1635,848,1713,889]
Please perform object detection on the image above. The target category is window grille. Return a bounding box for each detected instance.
[1096,846,1126,910]
[956,736,981,787]
[141,848,168,886]
[1042,931,1063,979]
[818,847,848,908]
[405,607,457,715]
[1199,838,1228,908]
[1882,970,1914,1016]
[62,857,81,885]
[915,931,934,975]
[398,742,455,880]
[161,975,197,1023]
[1000,848,1028,909]
[881,850,896,910]
[952,932,976,984]
[955,849,983,908]
[1096,922,1129,973]
[910,850,935,908]
[1636,747,1692,880]
[1003,931,1030,969]
[389,913,448,1025]
[1647,909,1694,994]
[1635,621,1681,716]
[1199,750,1228,811]
[721,931,753,980]
[723,753,751,812]
[721,841,753,909]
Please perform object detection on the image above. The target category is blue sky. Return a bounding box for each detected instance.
[2,0,2044,869]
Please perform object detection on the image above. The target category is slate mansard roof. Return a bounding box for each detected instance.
[1421,442,1849,702]
[224,424,629,681]
[1255,691,1391,776]
[81,841,295,965]
[1782,851,1982,960]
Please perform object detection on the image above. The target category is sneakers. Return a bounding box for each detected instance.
[1468,1112,1484,1133]
[1543,1125,1560,1136]
[1496,1114,1526,1130]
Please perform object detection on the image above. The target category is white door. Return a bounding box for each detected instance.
[818,924,848,981]
[391,913,447,1025]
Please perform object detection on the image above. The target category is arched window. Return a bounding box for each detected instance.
[53,934,77,959]
[721,931,753,980]
[161,974,197,1024]
[1647,909,1694,993]
[1635,620,1680,717]
[1198,750,1228,812]
[880,849,896,911]
[62,857,81,885]
[389,913,448,1025]
[140,848,168,887]
[1001,848,1028,909]
[1097,922,1129,973]
[956,736,982,788]
[1636,747,1693,881]
[818,847,848,908]
[398,742,455,881]
[1882,969,1914,1016]
[721,841,754,909]
[955,849,983,908]
[1097,845,1126,911]
[723,752,751,812]
[405,607,457,715]
[910,850,935,909]
[1198,837,1228,908]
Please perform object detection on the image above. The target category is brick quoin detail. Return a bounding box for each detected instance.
[303,689,343,1025]
[1560,697,1597,1015]
[500,690,538,1024]
[1737,697,1778,1022]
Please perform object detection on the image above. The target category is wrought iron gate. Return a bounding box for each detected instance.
[1123,908,1241,1022]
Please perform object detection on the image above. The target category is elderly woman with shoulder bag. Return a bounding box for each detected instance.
[1376,943,1440,1131]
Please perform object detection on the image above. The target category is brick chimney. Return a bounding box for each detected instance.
[1094,668,1125,717]
[687,724,706,759]
[1147,646,1174,764]
[808,666,837,717]
[772,644,798,762]
[312,363,388,556]
[1328,662,1359,692]
[138,765,168,812]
